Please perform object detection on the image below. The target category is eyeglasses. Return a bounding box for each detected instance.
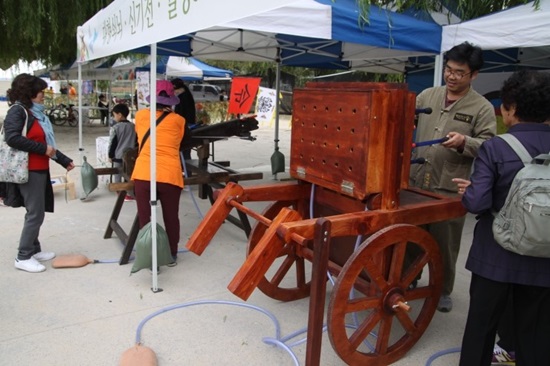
[444,66,472,80]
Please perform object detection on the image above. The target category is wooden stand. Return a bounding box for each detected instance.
[101,159,263,265]
[99,116,263,264]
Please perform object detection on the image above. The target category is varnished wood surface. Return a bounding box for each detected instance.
[290,82,415,205]
[186,182,244,256]
[245,201,312,302]
[227,207,303,300]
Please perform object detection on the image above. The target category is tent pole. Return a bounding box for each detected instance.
[150,44,161,292]
[433,53,444,87]
[78,63,83,153]
[272,57,282,179]
[275,61,280,150]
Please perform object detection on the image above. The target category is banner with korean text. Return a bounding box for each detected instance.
[77,0,301,62]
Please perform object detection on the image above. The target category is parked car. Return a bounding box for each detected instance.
[190,84,226,102]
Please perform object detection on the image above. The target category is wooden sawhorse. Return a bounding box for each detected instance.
[101,163,263,264]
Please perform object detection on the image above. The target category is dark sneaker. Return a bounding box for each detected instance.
[167,256,177,267]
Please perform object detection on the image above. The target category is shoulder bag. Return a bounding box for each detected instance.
[122,111,169,178]
[0,104,29,183]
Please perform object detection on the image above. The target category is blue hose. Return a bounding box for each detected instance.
[134,299,301,365]
[425,346,461,365]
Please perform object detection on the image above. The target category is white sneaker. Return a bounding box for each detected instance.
[33,251,56,261]
[15,257,46,273]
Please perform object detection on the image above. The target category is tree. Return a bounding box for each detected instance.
[0,0,113,69]
[356,0,539,22]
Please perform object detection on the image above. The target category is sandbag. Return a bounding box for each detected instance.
[52,254,97,268]
[119,344,157,366]
[131,222,173,274]
[80,156,98,199]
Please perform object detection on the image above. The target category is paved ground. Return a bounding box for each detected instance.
[0,101,474,365]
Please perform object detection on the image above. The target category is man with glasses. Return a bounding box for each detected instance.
[409,42,496,312]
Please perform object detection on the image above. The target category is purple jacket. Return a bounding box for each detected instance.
[462,122,550,288]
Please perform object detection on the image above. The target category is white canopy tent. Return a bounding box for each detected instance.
[441,0,550,52]
[110,56,233,80]
[77,0,308,290]
[77,0,443,290]
[434,0,550,86]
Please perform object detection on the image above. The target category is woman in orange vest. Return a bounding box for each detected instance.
[131,80,185,266]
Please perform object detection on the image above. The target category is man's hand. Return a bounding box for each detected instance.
[442,132,466,150]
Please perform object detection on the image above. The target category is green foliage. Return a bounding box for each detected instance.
[496,115,508,135]
[0,0,113,68]
[357,0,538,21]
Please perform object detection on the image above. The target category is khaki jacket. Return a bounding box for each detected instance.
[410,86,496,195]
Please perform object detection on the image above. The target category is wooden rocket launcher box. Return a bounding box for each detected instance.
[290,82,415,210]
[288,82,417,271]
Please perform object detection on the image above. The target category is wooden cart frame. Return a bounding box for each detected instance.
[185,83,466,365]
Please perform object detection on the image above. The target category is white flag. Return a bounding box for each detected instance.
[255,87,278,126]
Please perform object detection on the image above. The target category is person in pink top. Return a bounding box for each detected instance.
[131,80,185,266]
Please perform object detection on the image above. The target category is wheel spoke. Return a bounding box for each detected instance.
[405,286,434,300]
[388,240,407,284]
[374,313,393,355]
[364,258,389,292]
[401,250,430,288]
[276,242,293,258]
[269,255,295,287]
[248,201,312,301]
[395,310,417,334]
[344,296,380,313]
[349,309,381,349]
[295,256,306,288]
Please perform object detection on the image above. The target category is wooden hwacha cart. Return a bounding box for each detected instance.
[186,83,466,365]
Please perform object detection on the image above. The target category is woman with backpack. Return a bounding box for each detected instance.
[454,70,550,366]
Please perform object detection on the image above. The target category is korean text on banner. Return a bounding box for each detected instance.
[77,0,301,62]
[228,77,261,115]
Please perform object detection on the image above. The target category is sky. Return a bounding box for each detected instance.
[0,60,45,80]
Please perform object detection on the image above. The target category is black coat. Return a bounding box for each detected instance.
[174,90,196,150]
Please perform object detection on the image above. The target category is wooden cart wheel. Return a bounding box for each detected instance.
[327,224,442,366]
[246,200,312,302]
